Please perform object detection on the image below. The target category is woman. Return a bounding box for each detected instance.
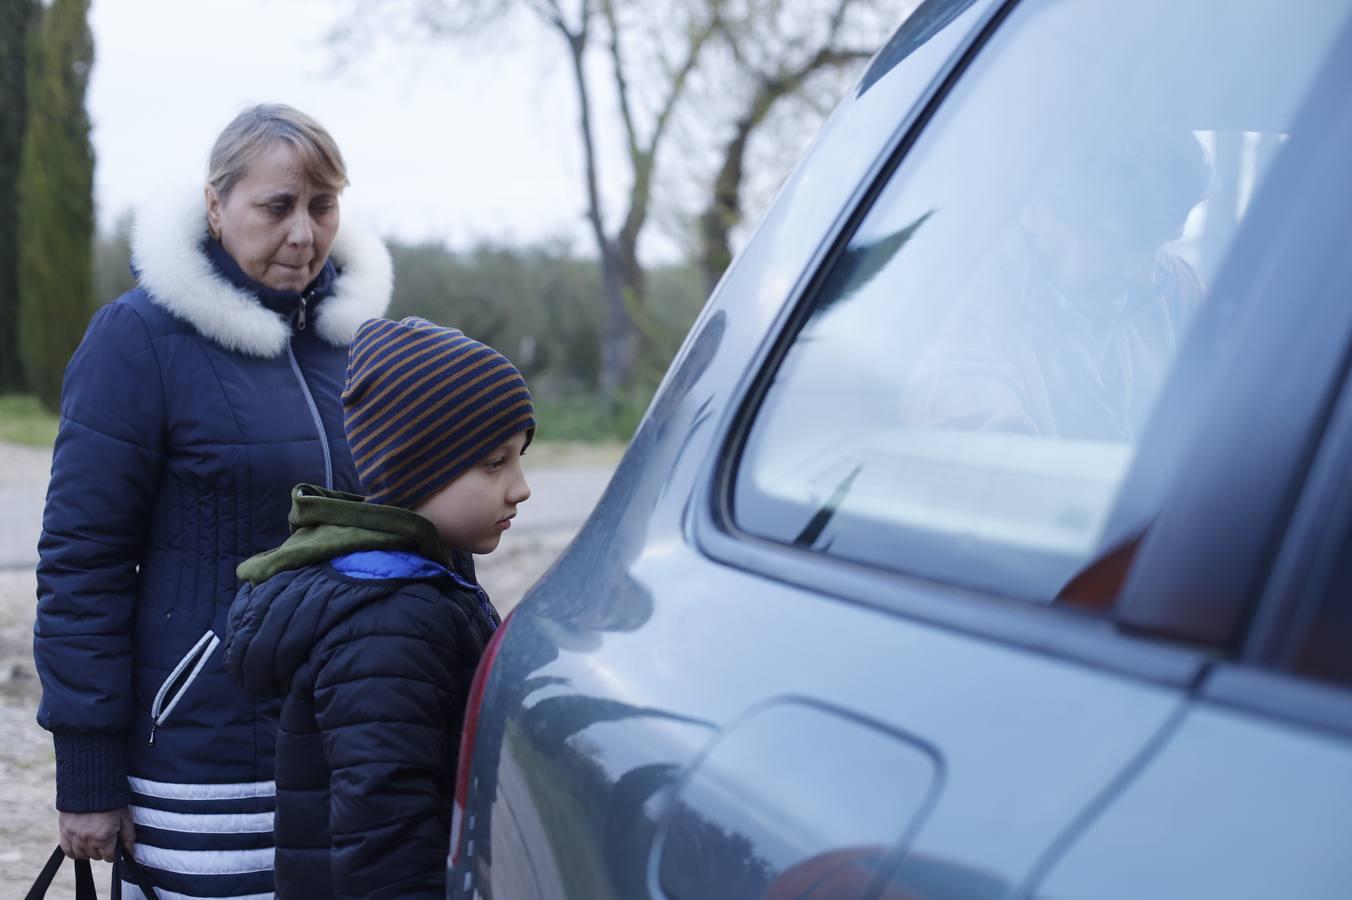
[34,104,391,898]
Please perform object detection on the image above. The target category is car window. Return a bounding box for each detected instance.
[732,0,1352,606]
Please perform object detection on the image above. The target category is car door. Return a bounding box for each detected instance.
[1028,370,1352,900]
[1026,78,1352,892]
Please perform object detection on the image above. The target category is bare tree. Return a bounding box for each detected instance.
[696,0,897,293]
[332,0,720,403]
[328,0,901,397]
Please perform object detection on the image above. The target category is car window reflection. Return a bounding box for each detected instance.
[734,0,1352,607]
[901,131,1209,442]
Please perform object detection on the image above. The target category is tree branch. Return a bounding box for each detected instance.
[611,4,718,260]
[648,5,720,154]
[825,0,860,44]
[522,0,569,33]
[698,38,872,291]
[600,0,641,163]
[555,5,604,246]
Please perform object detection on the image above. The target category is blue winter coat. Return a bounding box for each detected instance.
[227,486,500,900]
[33,192,392,899]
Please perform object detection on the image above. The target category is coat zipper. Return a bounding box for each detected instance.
[149,630,220,745]
[289,300,334,490]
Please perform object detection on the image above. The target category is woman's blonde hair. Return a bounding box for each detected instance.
[207,104,349,197]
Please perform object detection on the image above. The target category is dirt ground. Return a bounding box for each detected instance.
[0,439,599,895]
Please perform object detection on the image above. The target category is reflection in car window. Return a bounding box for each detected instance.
[733,0,1352,604]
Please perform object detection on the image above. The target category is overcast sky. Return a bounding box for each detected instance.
[88,0,638,254]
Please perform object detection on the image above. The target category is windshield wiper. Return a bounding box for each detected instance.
[794,463,864,548]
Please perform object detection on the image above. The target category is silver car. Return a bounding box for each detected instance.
[449,0,1352,897]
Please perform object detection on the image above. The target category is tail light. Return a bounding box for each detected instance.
[450,609,514,867]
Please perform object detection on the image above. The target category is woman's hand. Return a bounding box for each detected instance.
[58,807,136,861]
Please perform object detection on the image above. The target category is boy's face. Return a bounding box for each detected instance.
[414,431,532,555]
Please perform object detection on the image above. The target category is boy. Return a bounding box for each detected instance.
[225,317,533,900]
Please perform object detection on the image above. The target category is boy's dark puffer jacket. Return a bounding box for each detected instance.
[226,485,499,900]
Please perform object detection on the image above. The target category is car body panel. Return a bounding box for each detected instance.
[470,540,1185,899]
[1032,704,1352,900]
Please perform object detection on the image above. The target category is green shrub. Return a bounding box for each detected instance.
[0,393,58,445]
[532,392,650,444]
[17,0,95,412]
[0,0,38,393]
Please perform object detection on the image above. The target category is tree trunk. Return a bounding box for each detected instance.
[613,219,644,383]
[561,21,635,404]
[700,116,752,296]
[698,48,870,294]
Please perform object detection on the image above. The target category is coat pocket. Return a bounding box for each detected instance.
[149,629,220,745]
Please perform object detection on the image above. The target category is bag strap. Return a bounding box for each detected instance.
[110,841,159,900]
[25,846,96,900]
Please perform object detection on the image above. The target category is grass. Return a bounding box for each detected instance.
[0,395,58,447]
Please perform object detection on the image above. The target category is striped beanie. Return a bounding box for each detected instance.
[343,317,536,510]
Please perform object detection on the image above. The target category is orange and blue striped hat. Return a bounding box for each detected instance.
[342,317,535,509]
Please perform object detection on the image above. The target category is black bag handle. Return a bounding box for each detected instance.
[24,846,96,900]
[111,841,159,900]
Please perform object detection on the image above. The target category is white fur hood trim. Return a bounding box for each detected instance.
[130,190,393,358]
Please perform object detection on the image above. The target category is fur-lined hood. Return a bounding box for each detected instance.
[130,190,393,358]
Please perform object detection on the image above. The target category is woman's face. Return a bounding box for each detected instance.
[205,141,341,292]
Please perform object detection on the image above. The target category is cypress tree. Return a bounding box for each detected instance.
[0,0,37,392]
[18,0,94,412]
